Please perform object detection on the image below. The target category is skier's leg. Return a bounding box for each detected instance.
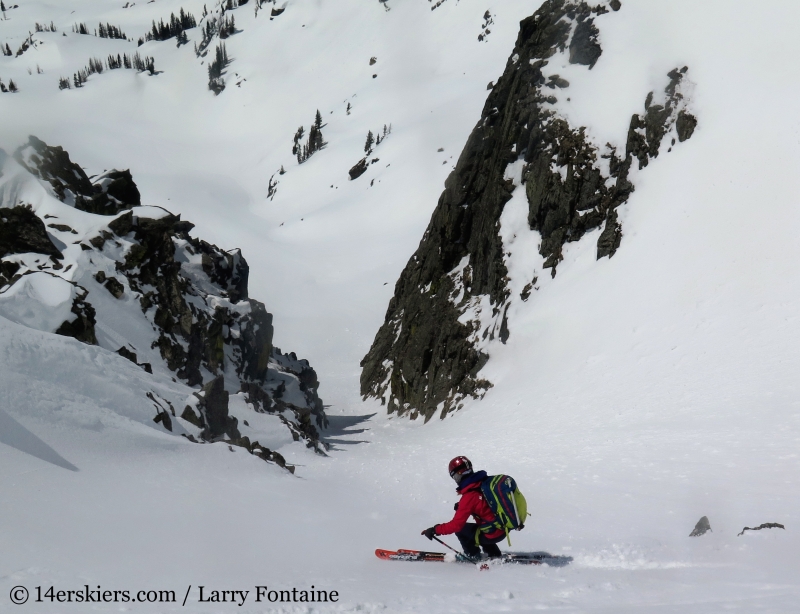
[478,534,503,558]
[455,523,481,557]
[481,542,502,558]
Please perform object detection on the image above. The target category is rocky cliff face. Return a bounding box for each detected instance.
[0,138,326,470]
[360,0,697,422]
[14,136,141,215]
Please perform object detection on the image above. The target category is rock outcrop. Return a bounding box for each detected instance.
[360,0,697,421]
[689,516,712,537]
[54,285,98,345]
[0,138,327,469]
[14,136,140,214]
[0,204,62,261]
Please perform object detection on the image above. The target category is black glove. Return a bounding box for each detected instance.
[421,527,436,540]
[453,502,459,511]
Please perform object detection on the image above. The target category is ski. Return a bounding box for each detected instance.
[375,549,447,562]
[375,549,572,566]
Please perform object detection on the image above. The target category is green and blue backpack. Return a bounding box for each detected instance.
[478,474,529,545]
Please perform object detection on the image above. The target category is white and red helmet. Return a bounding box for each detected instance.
[448,456,473,484]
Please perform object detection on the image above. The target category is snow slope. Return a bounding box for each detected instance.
[3,0,800,612]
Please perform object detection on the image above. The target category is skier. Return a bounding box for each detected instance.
[421,456,506,559]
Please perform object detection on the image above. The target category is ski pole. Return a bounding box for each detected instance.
[431,536,479,564]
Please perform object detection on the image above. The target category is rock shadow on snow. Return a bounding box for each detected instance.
[321,413,374,448]
[0,408,78,471]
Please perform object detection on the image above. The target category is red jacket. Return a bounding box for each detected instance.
[435,479,505,539]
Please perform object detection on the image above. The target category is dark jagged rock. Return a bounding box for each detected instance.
[116,346,153,373]
[0,204,62,259]
[14,136,140,215]
[228,435,294,472]
[349,158,369,180]
[47,223,76,233]
[189,236,248,302]
[596,208,622,259]
[361,0,697,421]
[181,405,205,428]
[676,110,697,142]
[14,136,93,202]
[117,345,138,364]
[546,74,570,89]
[55,286,97,345]
[689,516,711,537]
[0,260,21,290]
[198,375,240,440]
[569,18,602,68]
[103,275,125,298]
[93,169,141,210]
[153,409,173,431]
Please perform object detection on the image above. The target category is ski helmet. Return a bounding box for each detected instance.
[448,456,473,484]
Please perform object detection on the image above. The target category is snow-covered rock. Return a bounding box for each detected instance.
[0,139,326,468]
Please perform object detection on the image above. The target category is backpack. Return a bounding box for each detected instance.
[477,474,529,545]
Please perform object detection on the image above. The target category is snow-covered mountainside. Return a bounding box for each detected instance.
[1,136,326,469]
[2,0,800,612]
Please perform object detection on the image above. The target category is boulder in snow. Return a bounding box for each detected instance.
[689,516,712,537]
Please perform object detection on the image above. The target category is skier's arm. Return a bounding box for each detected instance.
[434,492,477,535]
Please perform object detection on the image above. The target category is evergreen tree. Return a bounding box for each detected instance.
[364,130,374,153]
[314,109,322,129]
[292,127,304,155]
[207,43,227,93]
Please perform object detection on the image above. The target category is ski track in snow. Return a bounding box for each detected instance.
[2,0,800,611]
